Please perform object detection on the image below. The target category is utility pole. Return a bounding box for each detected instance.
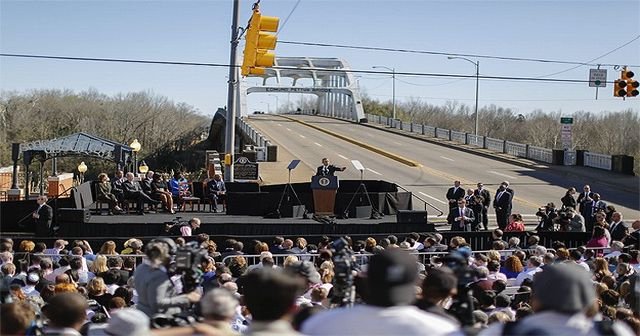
[224,0,240,182]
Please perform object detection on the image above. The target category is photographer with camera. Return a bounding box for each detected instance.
[133,238,201,317]
[535,203,559,231]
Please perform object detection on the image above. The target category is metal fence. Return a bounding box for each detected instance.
[528,146,553,164]
[485,137,505,152]
[505,141,527,158]
[450,131,466,144]
[584,152,612,170]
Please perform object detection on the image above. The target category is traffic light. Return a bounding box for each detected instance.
[241,8,279,77]
[624,70,639,97]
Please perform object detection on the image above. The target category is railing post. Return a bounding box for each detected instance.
[525,144,530,159]
[482,136,486,149]
[421,124,425,135]
[502,140,507,153]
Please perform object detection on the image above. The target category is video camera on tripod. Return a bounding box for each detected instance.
[330,237,357,307]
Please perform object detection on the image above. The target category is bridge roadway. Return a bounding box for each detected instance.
[246,114,640,223]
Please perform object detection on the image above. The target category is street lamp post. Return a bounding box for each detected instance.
[138,161,149,175]
[268,94,279,114]
[447,56,480,135]
[129,139,141,174]
[77,162,87,184]
[372,65,396,120]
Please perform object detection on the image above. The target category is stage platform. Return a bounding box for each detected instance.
[57,211,435,238]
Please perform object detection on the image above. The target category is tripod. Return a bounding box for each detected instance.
[342,169,382,219]
[274,168,304,217]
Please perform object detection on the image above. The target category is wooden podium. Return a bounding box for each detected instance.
[311,176,339,216]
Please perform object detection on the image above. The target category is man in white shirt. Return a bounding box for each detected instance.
[302,249,463,336]
[514,256,543,286]
[22,272,40,297]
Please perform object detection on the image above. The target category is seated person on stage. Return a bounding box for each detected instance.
[122,172,161,215]
[111,170,126,203]
[151,173,175,214]
[170,172,191,199]
[206,174,226,213]
[140,171,154,195]
[96,173,123,214]
[315,157,346,176]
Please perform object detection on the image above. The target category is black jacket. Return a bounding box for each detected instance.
[315,165,344,176]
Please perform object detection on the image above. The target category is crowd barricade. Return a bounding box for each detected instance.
[32,253,148,271]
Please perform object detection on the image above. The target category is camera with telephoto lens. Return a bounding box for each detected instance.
[330,237,356,307]
[173,241,208,293]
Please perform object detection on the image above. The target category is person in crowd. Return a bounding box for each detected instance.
[586,226,610,248]
[604,205,617,223]
[505,213,526,232]
[97,241,117,255]
[42,292,88,335]
[514,256,543,286]
[302,249,462,335]
[87,276,113,308]
[585,193,607,231]
[501,255,524,279]
[170,171,191,199]
[593,212,613,243]
[122,172,161,215]
[134,238,201,317]
[565,208,586,232]
[447,198,475,232]
[416,266,459,325]
[474,182,491,231]
[446,180,466,211]
[479,263,635,336]
[1,301,36,335]
[198,288,242,335]
[493,182,512,230]
[179,217,201,237]
[101,308,151,336]
[33,195,53,237]
[150,173,175,214]
[608,212,628,242]
[315,157,346,176]
[96,173,123,214]
[576,184,594,213]
[241,267,305,336]
[561,187,577,210]
[207,174,227,213]
[622,219,640,249]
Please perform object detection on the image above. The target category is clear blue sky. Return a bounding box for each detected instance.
[1,0,639,117]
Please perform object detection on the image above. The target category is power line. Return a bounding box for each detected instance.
[536,35,640,78]
[0,52,603,84]
[276,0,302,36]
[278,37,640,68]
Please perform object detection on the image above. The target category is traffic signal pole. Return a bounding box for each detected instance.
[224,0,240,182]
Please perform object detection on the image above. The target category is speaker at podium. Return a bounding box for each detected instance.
[311,175,339,216]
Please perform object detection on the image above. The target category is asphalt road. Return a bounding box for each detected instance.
[246,114,640,224]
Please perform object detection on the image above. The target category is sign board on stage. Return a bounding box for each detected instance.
[233,156,259,180]
[589,69,607,87]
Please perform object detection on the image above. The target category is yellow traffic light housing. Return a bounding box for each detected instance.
[614,79,627,97]
[623,70,639,97]
[241,9,279,76]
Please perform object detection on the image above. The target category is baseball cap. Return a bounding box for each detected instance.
[104,308,150,336]
[532,263,595,313]
[366,249,418,307]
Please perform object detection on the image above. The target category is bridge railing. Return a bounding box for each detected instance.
[584,152,612,170]
[505,141,527,158]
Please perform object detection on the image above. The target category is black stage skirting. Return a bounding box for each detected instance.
[56,219,433,238]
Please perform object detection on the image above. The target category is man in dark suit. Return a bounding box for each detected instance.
[122,172,160,215]
[447,198,475,231]
[474,182,491,230]
[446,181,465,210]
[33,195,54,237]
[501,181,515,216]
[111,170,126,203]
[493,183,512,230]
[622,220,640,249]
[608,212,628,242]
[206,174,226,213]
[315,158,346,176]
[584,193,607,231]
[576,184,594,213]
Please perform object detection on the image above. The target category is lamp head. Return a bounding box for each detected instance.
[139,161,149,174]
[130,139,142,152]
[77,162,88,173]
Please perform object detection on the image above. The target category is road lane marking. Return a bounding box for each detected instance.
[489,171,517,179]
[393,141,402,145]
[314,142,323,147]
[338,154,349,160]
[440,156,455,161]
[299,134,306,138]
[366,168,382,176]
[419,192,447,205]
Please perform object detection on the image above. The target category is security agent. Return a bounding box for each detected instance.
[315,158,346,176]
[133,238,201,317]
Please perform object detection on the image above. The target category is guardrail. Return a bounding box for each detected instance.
[237,116,273,154]
[584,152,612,170]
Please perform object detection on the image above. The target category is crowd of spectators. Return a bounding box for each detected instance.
[0,230,639,335]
